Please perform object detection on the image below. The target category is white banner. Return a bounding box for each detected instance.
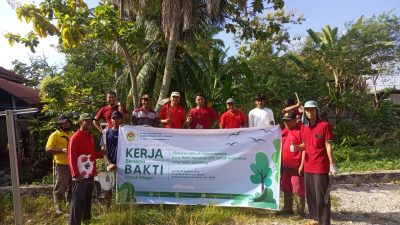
[116,125,282,210]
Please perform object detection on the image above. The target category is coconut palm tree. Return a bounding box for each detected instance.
[154,0,227,111]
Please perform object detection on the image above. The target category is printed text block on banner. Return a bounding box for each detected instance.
[116,126,281,210]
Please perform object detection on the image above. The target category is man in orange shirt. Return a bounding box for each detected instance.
[220,98,247,128]
[159,91,187,128]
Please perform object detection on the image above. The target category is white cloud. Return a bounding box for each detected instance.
[0,0,65,70]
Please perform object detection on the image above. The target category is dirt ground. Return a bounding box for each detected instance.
[331,183,400,225]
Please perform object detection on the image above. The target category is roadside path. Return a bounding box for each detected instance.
[331,183,400,225]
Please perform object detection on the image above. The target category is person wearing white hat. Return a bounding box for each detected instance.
[159,91,187,128]
[296,100,338,225]
[220,97,247,128]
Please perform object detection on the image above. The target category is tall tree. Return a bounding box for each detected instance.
[155,0,299,110]
[5,0,160,108]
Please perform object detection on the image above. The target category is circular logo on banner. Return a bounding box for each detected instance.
[126,131,136,141]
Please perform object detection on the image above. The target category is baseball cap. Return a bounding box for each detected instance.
[304,100,318,108]
[170,91,180,98]
[79,113,93,121]
[111,111,123,119]
[57,115,70,124]
[282,111,297,121]
[141,94,150,99]
[226,98,235,104]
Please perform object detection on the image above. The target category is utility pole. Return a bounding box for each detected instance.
[0,108,38,225]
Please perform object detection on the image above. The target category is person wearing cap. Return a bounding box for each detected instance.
[132,94,160,127]
[94,90,128,133]
[187,93,220,129]
[295,101,338,225]
[220,98,247,128]
[282,98,303,123]
[68,113,104,225]
[248,93,275,127]
[279,111,305,216]
[45,115,74,214]
[159,91,187,128]
[99,111,123,206]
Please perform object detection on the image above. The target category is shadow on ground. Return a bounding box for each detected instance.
[332,210,400,225]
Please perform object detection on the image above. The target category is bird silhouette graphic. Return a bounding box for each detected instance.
[225,142,238,146]
[227,131,244,138]
[249,137,265,143]
[258,129,272,134]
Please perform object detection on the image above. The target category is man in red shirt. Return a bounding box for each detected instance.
[296,101,338,225]
[220,98,247,128]
[279,111,305,216]
[68,113,104,225]
[187,93,219,129]
[94,91,128,132]
[159,91,186,128]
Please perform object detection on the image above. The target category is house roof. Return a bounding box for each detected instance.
[0,67,26,83]
[0,78,40,105]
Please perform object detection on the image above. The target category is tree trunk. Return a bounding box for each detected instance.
[333,70,342,124]
[117,39,139,109]
[155,17,180,112]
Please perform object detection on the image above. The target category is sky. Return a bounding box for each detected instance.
[1,0,399,88]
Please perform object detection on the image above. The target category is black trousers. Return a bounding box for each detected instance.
[69,177,94,225]
[304,173,331,225]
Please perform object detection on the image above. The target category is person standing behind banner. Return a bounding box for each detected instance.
[186,93,219,129]
[100,111,123,206]
[94,90,128,132]
[295,101,338,225]
[68,113,104,225]
[220,98,247,128]
[248,93,275,127]
[132,94,160,127]
[279,111,305,216]
[282,98,303,123]
[45,115,74,215]
[159,91,186,128]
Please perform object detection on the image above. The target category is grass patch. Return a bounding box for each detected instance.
[0,195,309,225]
[335,146,400,172]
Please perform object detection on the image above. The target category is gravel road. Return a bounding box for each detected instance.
[331,183,400,225]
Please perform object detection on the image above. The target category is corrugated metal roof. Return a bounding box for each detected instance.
[0,78,40,105]
[0,67,26,83]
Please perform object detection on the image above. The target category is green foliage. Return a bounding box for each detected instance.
[336,101,400,148]
[335,146,400,172]
[1,195,309,224]
[11,55,58,88]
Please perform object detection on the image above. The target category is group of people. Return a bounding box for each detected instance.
[45,90,338,225]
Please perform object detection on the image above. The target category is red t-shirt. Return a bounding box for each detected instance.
[68,129,104,178]
[301,121,333,174]
[159,104,186,128]
[189,107,219,129]
[95,105,128,128]
[281,126,302,170]
[220,110,247,129]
